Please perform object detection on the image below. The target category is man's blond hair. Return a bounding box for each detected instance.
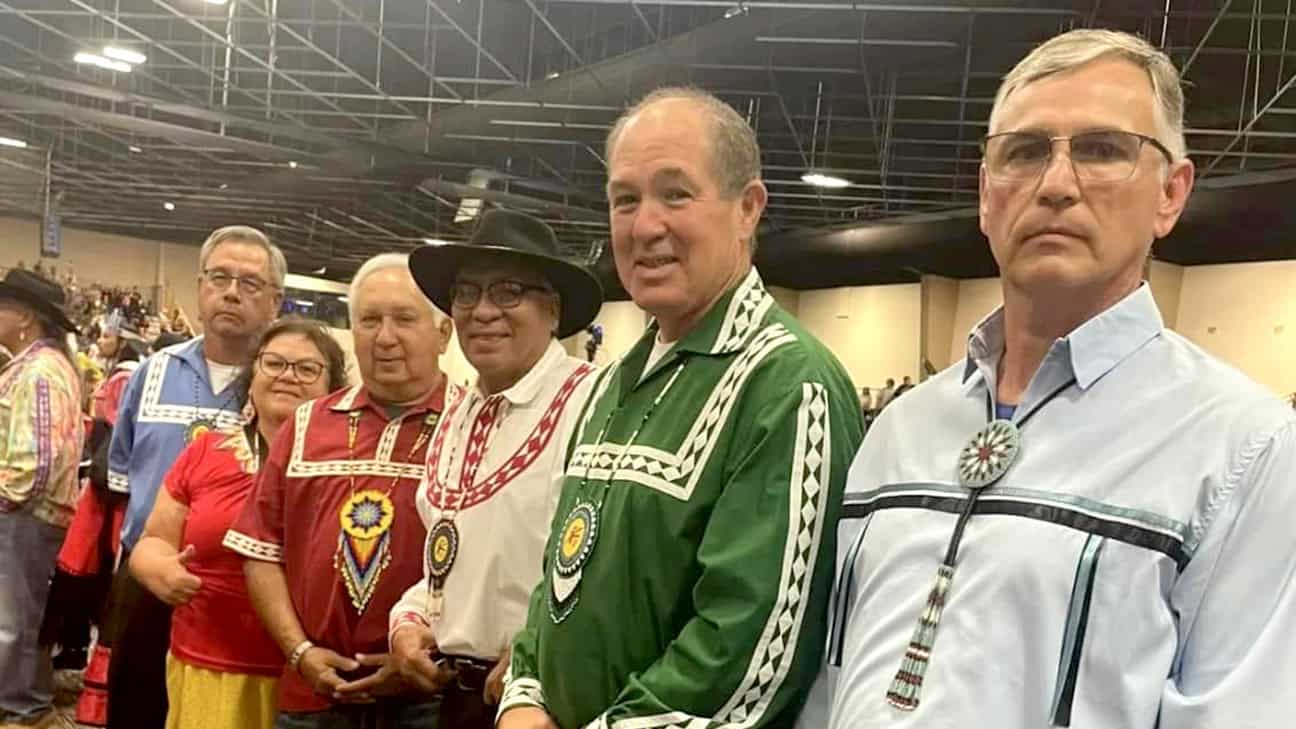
[989,29,1188,160]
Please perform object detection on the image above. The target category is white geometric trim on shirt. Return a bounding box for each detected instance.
[588,383,831,729]
[108,470,129,494]
[222,529,284,563]
[499,661,547,719]
[567,323,796,501]
[426,364,595,511]
[714,270,775,355]
[286,398,422,479]
[136,350,243,428]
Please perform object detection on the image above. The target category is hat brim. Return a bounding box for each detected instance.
[0,282,79,335]
[409,243,604,339]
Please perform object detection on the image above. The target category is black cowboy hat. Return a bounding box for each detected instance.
[0,268,78,334]
[409,209,603,339]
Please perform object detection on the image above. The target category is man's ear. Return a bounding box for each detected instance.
[438,316,453,355]
[1153,158,1195,240]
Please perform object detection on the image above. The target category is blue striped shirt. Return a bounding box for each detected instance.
[804,284,1296,729]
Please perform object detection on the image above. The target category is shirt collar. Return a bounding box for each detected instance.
[638,267,771,356]
[170,336,207,371]
[962,283,1164,390]
[678,267,772,356]
[477,339,566,406]
[629,268,771,385]
[166,336,221,389]
[7,339,45,366]
[330,377,448,419]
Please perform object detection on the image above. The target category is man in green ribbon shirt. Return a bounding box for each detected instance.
[499,87,864,729]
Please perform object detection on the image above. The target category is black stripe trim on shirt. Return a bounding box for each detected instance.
[842,493,1190,570]
[829,516,872,668]
[1050,534,1106,727]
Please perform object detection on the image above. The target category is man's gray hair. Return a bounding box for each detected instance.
[605,86,761,198]
[198,225,287,288]
[989,29,1188,160]
[348,252,445,326]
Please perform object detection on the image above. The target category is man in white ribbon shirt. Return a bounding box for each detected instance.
[390,210,602,728]
[804,28,1296,729]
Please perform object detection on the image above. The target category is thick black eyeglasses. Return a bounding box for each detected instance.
[256,352,326,384]
[450,280,553,310]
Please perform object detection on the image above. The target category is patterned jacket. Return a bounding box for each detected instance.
[0,340,84,527]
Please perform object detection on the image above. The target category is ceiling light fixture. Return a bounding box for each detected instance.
[0,136,28,149]
[163,201,176,211]
[74,52,132,73]
[724,3,748,18]
[545,71,560,80]
[424,238,451,246]
[203,0,230,5]
[801,172,851,188]
[102,46,146,65]
[128,144,142,153]
[218,183,228,189]
[288,160,298,168]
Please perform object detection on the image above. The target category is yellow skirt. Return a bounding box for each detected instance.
[165,653,279,729]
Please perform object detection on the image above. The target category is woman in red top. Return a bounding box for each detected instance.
[128,319,347,729]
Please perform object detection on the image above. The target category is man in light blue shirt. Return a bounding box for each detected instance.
[804,29,1296,729]
[103,225,284,729]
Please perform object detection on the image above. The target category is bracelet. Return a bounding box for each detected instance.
[288,640,315,673]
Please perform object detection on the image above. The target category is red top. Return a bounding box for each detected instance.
[93,365,134,426]
[226,383,447,712]
[165,429,282,677]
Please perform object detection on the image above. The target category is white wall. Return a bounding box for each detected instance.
[160,241,202,326]
[798,284,920,390]
[0,216,163,289]
[1147,259,1183,329]
[948,277,1002,367]
[768,285,801,318]
[921,275,959,374]
[0,215,206,324]
[1176,260,1296,396]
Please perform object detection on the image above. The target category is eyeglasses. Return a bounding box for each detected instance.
[981,130,1175,183]
[202,269,273,296]
[449,280,553,310]
[256,351,326,384]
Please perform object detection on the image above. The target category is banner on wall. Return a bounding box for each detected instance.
[40,147,61,258]
[41,212,61,259]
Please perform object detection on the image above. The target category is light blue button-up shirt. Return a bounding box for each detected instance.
[109,336,245,551]
[803,284,1296,729]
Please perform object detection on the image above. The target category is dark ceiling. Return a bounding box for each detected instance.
[1,0,1294,292]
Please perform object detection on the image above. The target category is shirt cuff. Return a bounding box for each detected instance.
[108,471,129,494]
[498,677,547,719]
[388,611,430,648]
[221,530,284,562]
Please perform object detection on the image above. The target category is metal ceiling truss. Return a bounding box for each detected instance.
[0,0,1293,279]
